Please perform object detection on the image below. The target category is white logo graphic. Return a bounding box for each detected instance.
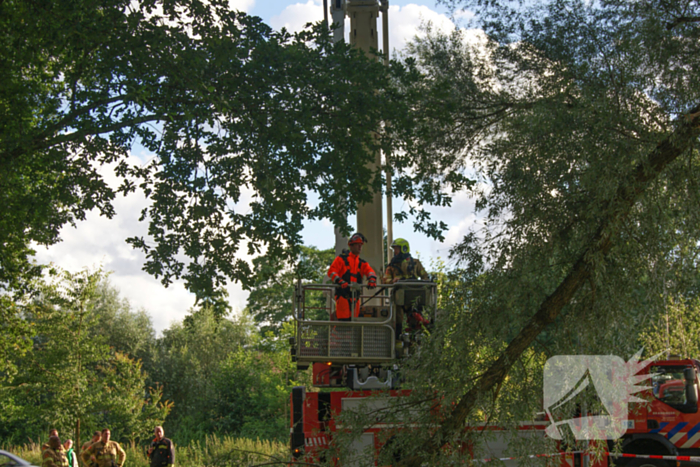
[543,349,657,440]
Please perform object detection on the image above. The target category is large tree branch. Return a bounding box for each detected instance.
[666,16,700,30]
[3,113,172,162]
[1,94,134,162]
[45,94,135,138]
[45,114,170,147]
[398,103,700,467]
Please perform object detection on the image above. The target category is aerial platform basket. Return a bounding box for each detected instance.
[292,281,437,366]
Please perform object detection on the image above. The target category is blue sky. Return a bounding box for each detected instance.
[35,0,479,333]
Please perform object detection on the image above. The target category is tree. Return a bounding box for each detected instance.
[0,0,469,298]
[0,268,170,445]
[357,0,700,464]
[0,295,32,380]
[639,297,700,358]
[91,278,157,369]
[211,329,298,441]
[148,306,254,442]
[246,245,335,335]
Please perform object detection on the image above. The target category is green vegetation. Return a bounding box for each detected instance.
[0,269,170,446]
[379,0,700,463]
[2,0,700,464]
[7,435,287,467]
[0,268,303,450]
[0,0,467,300]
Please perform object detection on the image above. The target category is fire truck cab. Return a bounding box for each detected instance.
[620,358,700,465]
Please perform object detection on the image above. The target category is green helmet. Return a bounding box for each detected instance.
[391,238,410,254]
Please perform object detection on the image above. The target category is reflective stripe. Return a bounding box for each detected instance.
[687,422,700,439]
[667,422,687,441]
[682,432,700,448]
[650,422,668,434]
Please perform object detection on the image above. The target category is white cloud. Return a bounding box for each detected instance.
[453,8,475,21]
[228,0,255,12]
[270,0,323,34]
[33,156,250,335]
[384,4,456,54]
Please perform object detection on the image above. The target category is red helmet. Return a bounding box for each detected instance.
[348,233,367,245]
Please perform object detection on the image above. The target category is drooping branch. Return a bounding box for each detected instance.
[666,16,700,30]
[398,103,700,467]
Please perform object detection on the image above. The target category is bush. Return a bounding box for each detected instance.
[4,435,287,467]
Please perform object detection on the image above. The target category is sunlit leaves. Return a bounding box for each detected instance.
[1,0,469,300]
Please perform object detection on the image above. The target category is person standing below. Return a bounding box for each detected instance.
[147,426,175,467]
[64,440,79,467]
[42,429,61,452]
[42,436,69,467]
[327,233,377,320]
[81,432,100,467]
[81,429,125,467]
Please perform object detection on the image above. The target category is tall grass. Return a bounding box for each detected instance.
[6,435,289,467]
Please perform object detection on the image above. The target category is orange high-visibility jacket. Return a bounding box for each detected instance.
[327,253,377,319]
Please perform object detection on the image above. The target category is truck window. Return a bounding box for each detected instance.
[650,366,689,406]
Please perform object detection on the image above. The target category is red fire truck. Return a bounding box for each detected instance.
[287,280,587,466]
[289,276,700,467]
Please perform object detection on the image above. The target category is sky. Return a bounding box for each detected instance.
[34,0,479,334]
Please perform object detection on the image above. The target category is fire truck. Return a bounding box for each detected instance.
[288,279,700,467]
[620,358,700,466]
[286,279,581,466]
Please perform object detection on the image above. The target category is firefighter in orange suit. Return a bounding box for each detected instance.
[327,233,377,320]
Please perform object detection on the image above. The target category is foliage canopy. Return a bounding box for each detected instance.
[365,0,700,464]
[0,269,170,445]
[0,0,469,298]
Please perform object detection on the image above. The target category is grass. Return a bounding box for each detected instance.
[6,435,289,467]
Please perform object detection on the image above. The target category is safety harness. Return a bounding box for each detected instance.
[335,253,366,299]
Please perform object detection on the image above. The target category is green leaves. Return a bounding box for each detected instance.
[379,1,700,464]
[0,268,169,444]
[424,0,700,341]
[2,0,468,300]
[246,245,334,335]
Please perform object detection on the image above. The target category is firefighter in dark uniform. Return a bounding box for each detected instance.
[81,429,125,467]
[42,436,69,467]
[384,238,428,283]
[384,238,430,338]
[327,233,377,320]
[81,432,101,467]
[42,429,61,452]
[147,426,175,467]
